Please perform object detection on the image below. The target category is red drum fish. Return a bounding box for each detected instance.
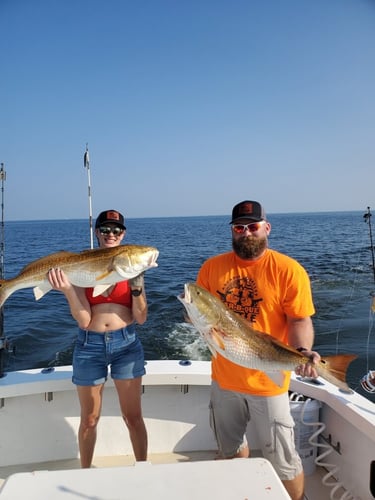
[178,282,356,393]
[0,245,159,307]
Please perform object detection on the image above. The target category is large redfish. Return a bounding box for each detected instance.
[178,283,356,393]
[0,245,159,307]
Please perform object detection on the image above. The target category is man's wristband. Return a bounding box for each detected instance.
[131,288,143,297]
[296,347,308,353]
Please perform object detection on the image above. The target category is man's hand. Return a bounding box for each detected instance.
[294,349,321,379]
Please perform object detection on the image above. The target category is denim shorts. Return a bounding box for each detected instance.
[72,325,146,386]
[209,381,303,481]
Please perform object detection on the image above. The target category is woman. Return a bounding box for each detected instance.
[48,209,148,467]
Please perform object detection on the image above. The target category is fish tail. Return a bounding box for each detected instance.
[0,280,8,308]
[317,354,357,392]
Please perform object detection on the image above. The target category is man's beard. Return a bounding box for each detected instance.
[232,236,267,259]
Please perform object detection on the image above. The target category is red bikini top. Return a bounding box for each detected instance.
[85,281,132,308]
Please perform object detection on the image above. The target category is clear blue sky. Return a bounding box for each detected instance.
[1,0,374,221]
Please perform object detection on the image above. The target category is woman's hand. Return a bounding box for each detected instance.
[47,268,73,293]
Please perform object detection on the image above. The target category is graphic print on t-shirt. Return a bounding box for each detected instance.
[217,276,263,323]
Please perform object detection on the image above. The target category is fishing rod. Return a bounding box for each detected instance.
[360,206,375,393]
[363,206,375,287]
[0,163,6,378]
[84,144,94,249]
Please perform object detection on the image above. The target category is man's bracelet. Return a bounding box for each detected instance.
[296,347,308,353]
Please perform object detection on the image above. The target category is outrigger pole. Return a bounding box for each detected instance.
[84,144,94,249]
[0,163,6,378]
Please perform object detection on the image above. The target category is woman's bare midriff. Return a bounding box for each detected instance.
[86,302,134,332]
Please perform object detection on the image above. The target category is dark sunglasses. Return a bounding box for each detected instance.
[231,221,265,234]
[99,226,124,236]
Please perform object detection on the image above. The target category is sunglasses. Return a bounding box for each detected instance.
[99,226,124,236]
[231,221,265,234]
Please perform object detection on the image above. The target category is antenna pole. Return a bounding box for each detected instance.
[83,144,94,249]
[0,163,6,377]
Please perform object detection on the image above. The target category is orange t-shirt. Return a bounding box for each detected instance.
[196,248,315,396]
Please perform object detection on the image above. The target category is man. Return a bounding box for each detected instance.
[196,200,320,500]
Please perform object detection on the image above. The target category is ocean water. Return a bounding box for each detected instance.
[1,211,375,400]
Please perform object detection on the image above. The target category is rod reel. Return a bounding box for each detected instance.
[360,370,375,394]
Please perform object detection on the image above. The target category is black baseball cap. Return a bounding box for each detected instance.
[230,200,266,223]
[95,210,126,229]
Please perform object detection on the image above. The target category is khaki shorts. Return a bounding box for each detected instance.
[209,380,303,481]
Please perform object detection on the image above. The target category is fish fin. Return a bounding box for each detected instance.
[199,330,219,359]
[317,354,357,392]
[266,334,306,356]
[265,371,286,387]
[210,328,226,351]
[205,342,218,358]
[92,284,112,297]
[95,270,114,281]
[33,283,52,301]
